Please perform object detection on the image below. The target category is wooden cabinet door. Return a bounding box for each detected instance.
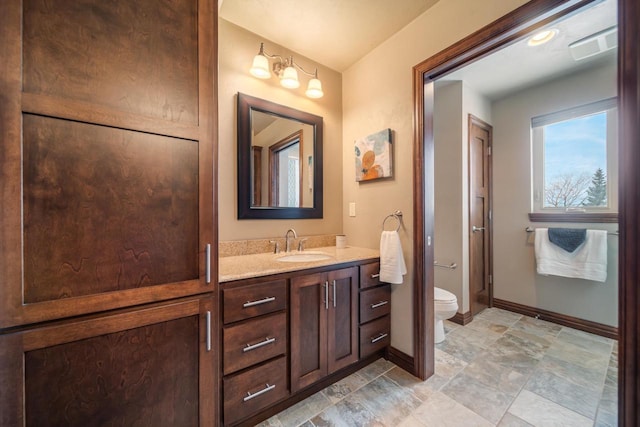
[290,272,328,392]
[0,296,216,427]
[0,0,217,328]
[327,267,359,374]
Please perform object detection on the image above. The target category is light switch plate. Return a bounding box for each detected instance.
[349,202,356,217]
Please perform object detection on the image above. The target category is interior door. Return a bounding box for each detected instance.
[468,115,492,316]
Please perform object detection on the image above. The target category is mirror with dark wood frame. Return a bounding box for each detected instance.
[237,93,323,219]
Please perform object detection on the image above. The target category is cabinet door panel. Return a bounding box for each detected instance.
[290,272,327,392]
[0,0,217,329]
[328,267,358,373]
[23,115,199,303]
[23,0,199,124]
[0,297,215,427]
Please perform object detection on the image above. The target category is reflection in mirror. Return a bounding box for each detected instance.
[250,112,314,208]
[238,93,323,219]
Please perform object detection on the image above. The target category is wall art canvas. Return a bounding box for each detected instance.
[354,128,392,182]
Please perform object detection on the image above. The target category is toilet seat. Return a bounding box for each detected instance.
[434,287,456,303]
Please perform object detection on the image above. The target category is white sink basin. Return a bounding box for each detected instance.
[276,251,333,263]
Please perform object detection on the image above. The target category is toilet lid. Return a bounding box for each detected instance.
[434,287,457,302]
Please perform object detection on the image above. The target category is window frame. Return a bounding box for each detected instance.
[530,97,618,221]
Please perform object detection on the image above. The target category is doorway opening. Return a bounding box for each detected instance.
[412,0,639,423]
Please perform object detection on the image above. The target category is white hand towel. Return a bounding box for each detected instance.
[535,228,608,282]
[380,230,407,284]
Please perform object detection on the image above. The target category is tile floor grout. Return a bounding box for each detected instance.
[259,308,617,427]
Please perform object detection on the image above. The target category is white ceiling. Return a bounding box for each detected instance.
[219,0,439,72]
[441,0,617,100]
[220,0,617,99]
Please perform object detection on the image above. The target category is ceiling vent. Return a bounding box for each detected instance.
[569,26,617,61]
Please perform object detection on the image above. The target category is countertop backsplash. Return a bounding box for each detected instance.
[219,234,337,257]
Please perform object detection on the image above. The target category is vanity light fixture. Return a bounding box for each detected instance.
[527,28,559,46]
[250,42,324,99]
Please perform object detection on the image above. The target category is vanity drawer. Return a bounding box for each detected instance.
[223,312,287,375]
[223,279,287,324]
[223,356,289,426]
[359,315,390,358]
[359,262,381,289]
[360,285,391,324]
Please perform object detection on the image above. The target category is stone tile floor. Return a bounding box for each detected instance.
[258,308,618,427]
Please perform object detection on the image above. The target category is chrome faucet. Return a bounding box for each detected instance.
[285,229,297,252]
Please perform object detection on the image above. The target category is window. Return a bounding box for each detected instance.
[531,98,618,213]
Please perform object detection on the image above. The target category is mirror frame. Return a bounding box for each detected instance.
[237,93,323,219]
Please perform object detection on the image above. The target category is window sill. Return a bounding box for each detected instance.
[528,212,618,223]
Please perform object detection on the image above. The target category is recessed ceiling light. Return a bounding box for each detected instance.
[528,29,559,46]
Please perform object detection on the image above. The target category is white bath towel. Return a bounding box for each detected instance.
[534,228,608,282]
[380,230,407,284]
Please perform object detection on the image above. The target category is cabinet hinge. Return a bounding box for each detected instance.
[488,274,493,284]
[488,146,492,156]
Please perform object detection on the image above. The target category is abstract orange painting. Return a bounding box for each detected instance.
[355,128,392,182]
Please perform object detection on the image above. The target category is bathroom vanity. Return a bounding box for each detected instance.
[218,247,391,426]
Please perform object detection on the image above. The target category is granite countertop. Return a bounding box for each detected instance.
[219,246,380,283]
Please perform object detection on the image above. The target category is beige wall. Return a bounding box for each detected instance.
[433,81,492,315]
[342,0,528,355]
[433,82,464,309]
[492,62,618,326]
[218,20,343,240]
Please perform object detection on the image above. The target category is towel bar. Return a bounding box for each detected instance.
[434,261,457,270]
[525,226,618,236]
[382,211,403,232]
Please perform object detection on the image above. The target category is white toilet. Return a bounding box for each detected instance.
[434,287,458,343]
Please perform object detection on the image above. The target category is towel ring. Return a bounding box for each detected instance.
[382,211,403,232]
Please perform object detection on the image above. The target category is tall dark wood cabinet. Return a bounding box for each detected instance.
[0,0,218,425]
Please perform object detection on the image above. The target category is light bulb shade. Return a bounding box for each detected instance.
[280,66,300,88]
[305,78,324,98]
[250,54,271,79]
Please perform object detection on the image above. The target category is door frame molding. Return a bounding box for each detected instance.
[412,0,639,424]
[468,114,493,315]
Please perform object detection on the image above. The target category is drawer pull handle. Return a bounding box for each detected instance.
[243,383,276,402]
[243,296,276,308]
[370,273,380,279]
[371,333,388,344]
[243,337,276,352]
[371,301,389,309]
